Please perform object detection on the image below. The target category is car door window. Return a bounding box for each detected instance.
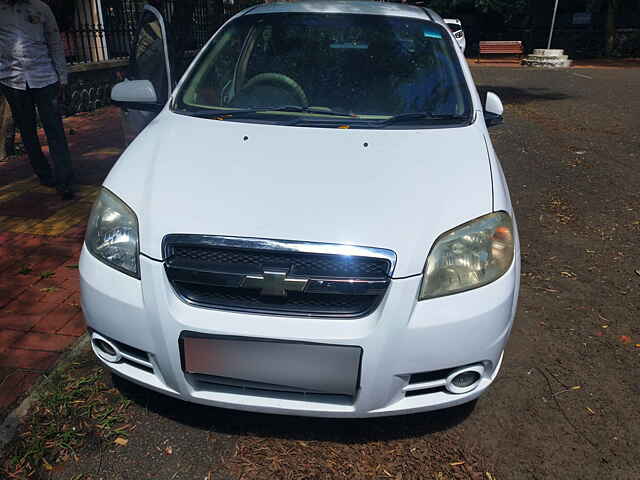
[129,10,170,103]
[181,26,247,107]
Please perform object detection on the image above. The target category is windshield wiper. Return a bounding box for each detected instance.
[380,112,468,126]
[178,106,296,118]
[294,106,358,117]
[179,105,357,119]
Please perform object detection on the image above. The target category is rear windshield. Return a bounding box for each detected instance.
[174,13,472,127]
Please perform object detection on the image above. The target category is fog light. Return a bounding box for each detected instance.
[91,333,122,363]
[452,371,480,388]
[95,339,116,356]
[445,365,485,394]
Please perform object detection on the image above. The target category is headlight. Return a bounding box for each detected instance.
[85,188,139,278]
[419,212,514,300]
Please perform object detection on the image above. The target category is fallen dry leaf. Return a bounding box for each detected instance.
[114,437,128,446]
[571,386,582,391]
[450,461,465,466]
[586,407,596,415]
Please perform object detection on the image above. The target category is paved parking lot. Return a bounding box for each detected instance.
[1,65,639,479]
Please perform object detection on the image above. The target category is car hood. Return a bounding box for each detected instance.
[105,112,493,277]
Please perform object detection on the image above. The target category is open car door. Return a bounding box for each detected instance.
[116,4,173,145]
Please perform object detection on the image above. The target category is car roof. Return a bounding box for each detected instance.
[244,1,433,21]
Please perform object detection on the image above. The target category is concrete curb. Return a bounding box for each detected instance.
[0,334,91,453]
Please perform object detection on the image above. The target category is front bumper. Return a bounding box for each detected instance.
[79,244,519,418]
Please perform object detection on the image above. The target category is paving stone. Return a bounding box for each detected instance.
[10,234,45,250]
[0,329,24,353]
[0,284,31,309]
[53,261,81,282]
[32,304,80,333]
[0,313,42,331]
[16,253,71,269]
[3,286,73,316]
[0,348,59,370]
[12,331,77,352]
[64,291,82,308]
[0,191,69,219]
[58,312,87,337]
[0,232,17,245]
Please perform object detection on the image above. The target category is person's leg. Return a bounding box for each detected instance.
[31,83,74,195]
[0,85,54,183]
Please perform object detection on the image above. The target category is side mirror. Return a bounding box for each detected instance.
[111,80,162,112]
[484,91,504,127]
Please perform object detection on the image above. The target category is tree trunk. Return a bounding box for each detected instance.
[605,0,619,56]
[0,94,14,162]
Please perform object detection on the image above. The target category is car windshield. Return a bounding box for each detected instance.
[174,13,472,127]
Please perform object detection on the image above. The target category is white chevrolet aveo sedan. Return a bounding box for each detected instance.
[80,1,519,418]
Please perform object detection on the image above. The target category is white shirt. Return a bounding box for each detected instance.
[0,0,68,90]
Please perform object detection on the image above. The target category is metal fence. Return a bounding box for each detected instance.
[45,0,224,66]
[43,0,134,65]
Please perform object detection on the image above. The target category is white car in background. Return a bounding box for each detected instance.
[81,1,519,418]
[445,18,466,52]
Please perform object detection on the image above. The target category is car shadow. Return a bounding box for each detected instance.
[476,85,572,105]
[112,374,476,444]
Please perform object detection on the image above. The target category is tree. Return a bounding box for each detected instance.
[427,0,529,21]
[605,0,621,56]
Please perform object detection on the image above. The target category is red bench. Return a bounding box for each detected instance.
[477,41,524,63]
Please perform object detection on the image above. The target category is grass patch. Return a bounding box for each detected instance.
[1,356,132,479]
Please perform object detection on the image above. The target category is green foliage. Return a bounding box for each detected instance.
[1,361,132,479]
[427,0,529,21]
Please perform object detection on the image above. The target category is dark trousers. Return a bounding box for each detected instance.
[0,82,73,188]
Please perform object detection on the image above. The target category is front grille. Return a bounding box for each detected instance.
[175,283,378,316]
[409,368,455,385]
[190,374,354,405]
[163,235,395,317]
[170,245,390,278]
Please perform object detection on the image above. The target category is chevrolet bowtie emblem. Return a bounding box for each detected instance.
[242,268,308,297]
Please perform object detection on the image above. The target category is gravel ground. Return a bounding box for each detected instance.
[3,66,639,480]
[462,66,640,479]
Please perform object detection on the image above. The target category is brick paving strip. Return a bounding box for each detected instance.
[0,107,122,418]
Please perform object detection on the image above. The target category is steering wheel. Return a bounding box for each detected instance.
[239,73,309,107]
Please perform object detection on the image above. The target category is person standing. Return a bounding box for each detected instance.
[0,0,74,199]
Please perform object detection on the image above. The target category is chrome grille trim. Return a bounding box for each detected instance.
[162,234,397,276]
[162,235,397,318]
